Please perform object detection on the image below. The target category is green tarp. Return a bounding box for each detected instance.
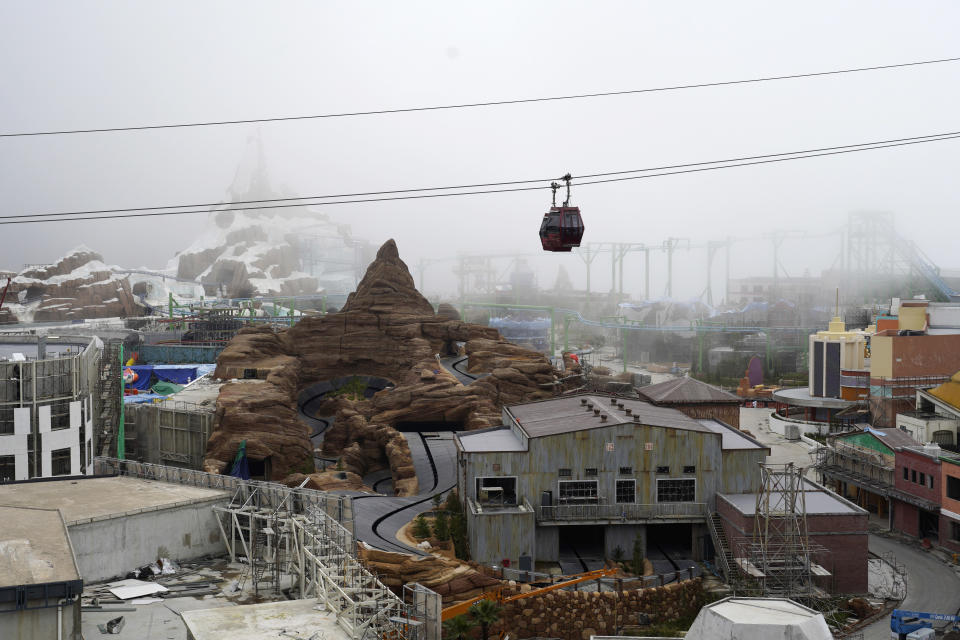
[150,381,184,396]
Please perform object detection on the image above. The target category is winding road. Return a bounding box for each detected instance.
[297,377,463,556]
[859,534,960,639]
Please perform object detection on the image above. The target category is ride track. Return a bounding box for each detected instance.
[297,378,464,556]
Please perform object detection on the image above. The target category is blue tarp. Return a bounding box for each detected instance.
[125,365,155,391]
[153,366,199,385]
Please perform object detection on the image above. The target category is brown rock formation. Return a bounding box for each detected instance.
[205,239,557,485]
[358,545,500,605]
[4,247,145,323]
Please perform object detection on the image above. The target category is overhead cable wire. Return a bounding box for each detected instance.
[2,131,959,226]
[1,56,959,138]
[5,129,960,221]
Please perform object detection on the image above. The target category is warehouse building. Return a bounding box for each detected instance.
[454,393,768,570]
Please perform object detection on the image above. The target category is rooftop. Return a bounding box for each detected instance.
[507,394,711,439]
[697,418,768,451]
[637,376,740,404]
[772,387,854,410]
[929,371,960,410]
[0,505,79,588]
[0,476,228,524]
[182,598,351,640]
[684,597,831,640]
[836,426,920,451]
[457,426,525,452]
[719,478,865,516]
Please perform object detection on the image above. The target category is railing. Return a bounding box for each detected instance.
[93,456,354,532]
[493,565,700,589]
[537,501,706,522]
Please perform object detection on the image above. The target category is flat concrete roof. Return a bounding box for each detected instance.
[0,506,79,588]
[698,418,767,451]
[507,394,711,439]
[719,479,865,516]
[0,476,228,525]
[458,427,525,452]
[182,599,351,640]
[772,387,853,409]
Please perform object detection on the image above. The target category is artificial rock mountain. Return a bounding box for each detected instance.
[206,239,557,488]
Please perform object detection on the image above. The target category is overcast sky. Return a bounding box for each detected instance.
[1,1,958,300]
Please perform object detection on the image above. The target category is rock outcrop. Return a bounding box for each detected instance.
[1,247,146,323]
[205,239,557,485]
[358,545,500,605]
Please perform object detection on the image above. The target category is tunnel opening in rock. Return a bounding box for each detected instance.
[248,456,272,481]
[298,375,396,408]
[394,421,465,432]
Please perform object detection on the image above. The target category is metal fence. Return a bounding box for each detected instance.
[494,565,701,590]
[537,502,707,522]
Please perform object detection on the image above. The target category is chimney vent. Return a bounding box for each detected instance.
[593,408,601,416]
[600,414,608,422]
[617,402,625,410]
[610,398,618,405]
[580,398,588,406]
[633,415,640,423]
[587,402,594,410]
[625,408,633,416]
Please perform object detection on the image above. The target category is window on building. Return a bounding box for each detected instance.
[0,455,14,482]
[903,467,909,481]
[50,400,71,431]
[929,475,935,490]
[558,468,572,478]
[920,472,926,486]
[615,479,636,504]
[619,467,633,475]
[51,447,71,476]
[558,480,599,504]
[657,478,696,503]
[912,469,917,483]
[952,522,960,543]
[475,477,517,506]
[0,407,14,436]
[948,475,960,501]
[683,465,696,474]
[585,468,598,477]
[656,466,670,474]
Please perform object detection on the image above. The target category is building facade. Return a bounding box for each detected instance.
[0,336,100,481]
[455,394,768,570]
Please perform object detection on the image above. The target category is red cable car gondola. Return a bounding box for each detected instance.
[539,173,584,252]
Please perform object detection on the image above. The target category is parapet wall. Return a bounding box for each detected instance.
[496,578,704,640]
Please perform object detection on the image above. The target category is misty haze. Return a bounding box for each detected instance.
[2,4,960,640]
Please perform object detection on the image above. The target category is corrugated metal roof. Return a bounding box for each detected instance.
[507,394,711,438]
[457,427,525,452]
[636,376,740,404]
[836,426,920,451]
[697,418,767,451]
[929,370,960,410]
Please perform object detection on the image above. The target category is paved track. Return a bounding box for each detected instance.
[861,534,960,639]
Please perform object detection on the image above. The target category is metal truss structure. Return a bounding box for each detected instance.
[214,483,439,640]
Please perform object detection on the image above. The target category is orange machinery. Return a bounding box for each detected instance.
[441,568,617,621]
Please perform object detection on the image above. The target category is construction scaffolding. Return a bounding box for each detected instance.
[214,482,438,640]
[732,463,831,598]
[869,374,950,428]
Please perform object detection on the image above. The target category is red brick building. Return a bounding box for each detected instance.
[940,455,960,555]
[716,479,868,594]
[892,446,942,541]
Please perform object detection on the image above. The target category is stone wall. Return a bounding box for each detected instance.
[494,578,704,640]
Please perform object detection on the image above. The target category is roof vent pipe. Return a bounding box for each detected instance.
[594,408,601,416]
[625,408,633,416]
[580,398,588,405]
[617,402,625,410]
[610,398,618,405]
[600,414,608,422]
[633,415,640,423]
[587,402,594,410]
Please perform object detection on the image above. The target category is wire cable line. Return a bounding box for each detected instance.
[2,131,958,226]
[1,57,958,138]
[4,129,959,221]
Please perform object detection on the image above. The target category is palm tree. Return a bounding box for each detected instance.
[469,599,502,640]
[443,614,476,640]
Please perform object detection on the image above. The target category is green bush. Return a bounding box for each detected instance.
[412,514,431,539]
[433,511,450,541]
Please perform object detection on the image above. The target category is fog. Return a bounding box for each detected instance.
[1,1,958,301]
